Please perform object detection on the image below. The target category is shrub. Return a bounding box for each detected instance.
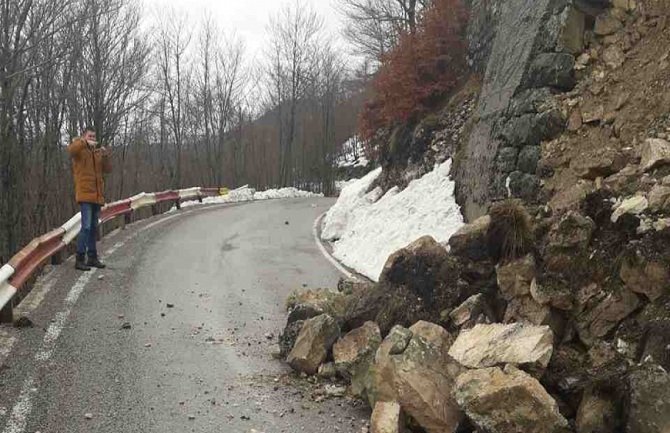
[487,199,535,262]
[359,0,469,147]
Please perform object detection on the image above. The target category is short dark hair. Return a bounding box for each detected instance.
[83,126,96,134]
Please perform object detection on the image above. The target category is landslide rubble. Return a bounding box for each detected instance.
[276,1,670,432]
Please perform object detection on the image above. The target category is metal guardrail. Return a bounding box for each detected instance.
[0,186,226,323]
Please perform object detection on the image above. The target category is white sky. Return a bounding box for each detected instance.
[142,0,350,63]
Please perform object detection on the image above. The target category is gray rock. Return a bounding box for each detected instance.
[500,110,564,147]
[508,171,541,201]
[526,53,576,91]
[517,146,542,174]
[333,321,382,398]
[279,320,305,358]
[626,363,670,433]
[497,147,519,173]
[508,88,554,116]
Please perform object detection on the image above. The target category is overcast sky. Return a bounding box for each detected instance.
[143,0,350,63]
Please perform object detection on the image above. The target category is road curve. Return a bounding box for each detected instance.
[0,198,369,433]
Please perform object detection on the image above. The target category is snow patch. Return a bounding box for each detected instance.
[323,161,464,282]
[321,168,383,241]
[175,186,322,210]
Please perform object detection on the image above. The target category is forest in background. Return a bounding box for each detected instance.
[0,0,456,263]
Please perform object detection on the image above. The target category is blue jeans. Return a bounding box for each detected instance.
[77,203,101,257]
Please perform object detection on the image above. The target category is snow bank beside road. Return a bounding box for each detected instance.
[323,161,464,282]
[322,168,383,241]
[177,186,322,210]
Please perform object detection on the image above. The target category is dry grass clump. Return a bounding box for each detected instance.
[487,199,534,262]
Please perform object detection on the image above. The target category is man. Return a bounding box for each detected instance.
[68,127,112,271]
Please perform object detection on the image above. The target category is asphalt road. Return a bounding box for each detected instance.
[0,198,369,433]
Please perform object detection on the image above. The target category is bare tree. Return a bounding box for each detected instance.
[265,1,325,186]
[336,0,429,59]
[155,9,192,188]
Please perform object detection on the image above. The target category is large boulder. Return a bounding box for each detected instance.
[372,324,464,433]
[625,363,670,433]
[576,288,640,346]
[448,215,491,261]
[641,138,670,172]
[496,254,537,300]
[371,401,407,433]
[287,314,340,375]
[333,321,382,398]
[448,323,554,371]
[620,254,669,302]
[453,365,570,433]
[379,236,449,293]
[347,237,467,334]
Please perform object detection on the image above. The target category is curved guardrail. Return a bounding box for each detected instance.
[0,186,223,322]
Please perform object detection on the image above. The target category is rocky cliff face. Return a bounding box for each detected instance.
[455,0,608,220]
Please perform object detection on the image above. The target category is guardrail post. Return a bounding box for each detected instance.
[51,250,65,265]
[124,212,131,228]
[151,204,159,216]
[0,302,13,324]
[175,200,181,210]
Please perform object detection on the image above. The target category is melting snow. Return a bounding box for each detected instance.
[177,186,322,210]
[322,160,464,282]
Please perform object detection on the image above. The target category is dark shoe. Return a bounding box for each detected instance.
[87,256,106,269]
[75,254,91,271]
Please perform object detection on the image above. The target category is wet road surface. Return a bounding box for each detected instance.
[0,198,370,433]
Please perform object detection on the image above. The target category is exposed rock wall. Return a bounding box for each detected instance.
[456,0,581,221]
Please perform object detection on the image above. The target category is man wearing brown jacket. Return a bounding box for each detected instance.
[68,127,112,271]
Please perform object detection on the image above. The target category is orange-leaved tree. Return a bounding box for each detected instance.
[359,0,469,157]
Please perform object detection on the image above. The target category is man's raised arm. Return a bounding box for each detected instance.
[67,137,87,157]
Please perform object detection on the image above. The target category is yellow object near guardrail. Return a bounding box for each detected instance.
[219,187,230,196]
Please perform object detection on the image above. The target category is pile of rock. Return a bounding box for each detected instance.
[279,192,670,432]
